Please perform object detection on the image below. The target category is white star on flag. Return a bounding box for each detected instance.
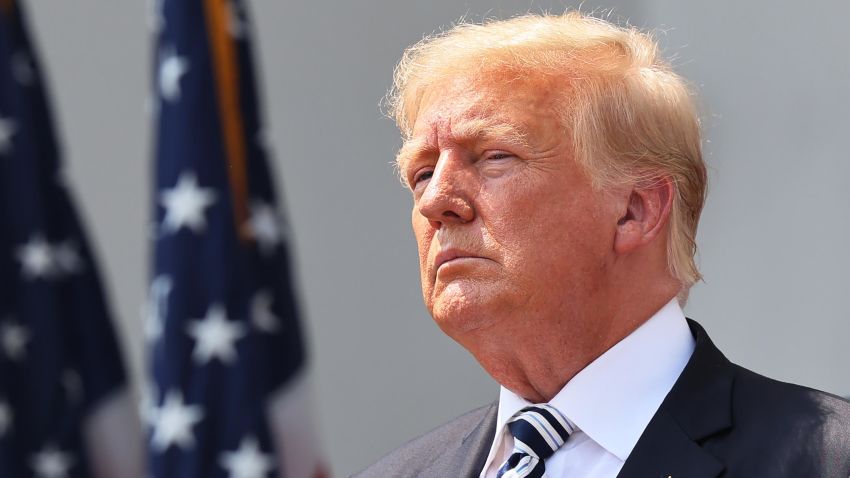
[0,399,12,437]
[251,290,280,333]
[219,435,275,478]
[144,275,173,343]
[186,303,247,365]
[159,47,189,102]
[150,390,204,452]
[29,446,74,478]
[12,51,34,86]
[243,201,283,256]
[15,234,55,280]
[0,116,17,155]
[159,171,217,234]
[1,321,30,362]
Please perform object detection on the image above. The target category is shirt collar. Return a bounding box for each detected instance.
[495,298,695,461]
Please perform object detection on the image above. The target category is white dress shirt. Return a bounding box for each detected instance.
[479,298,696,478]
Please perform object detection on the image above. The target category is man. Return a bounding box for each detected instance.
[356,12,850,478]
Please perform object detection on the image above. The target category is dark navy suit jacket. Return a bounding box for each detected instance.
[355,320,850,477]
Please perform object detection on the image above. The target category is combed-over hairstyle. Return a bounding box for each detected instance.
[388,11,707,295]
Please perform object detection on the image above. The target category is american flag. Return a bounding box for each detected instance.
[0,1,139,477]
[147,1,322,477]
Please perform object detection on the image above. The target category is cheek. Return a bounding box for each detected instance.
[484,182,612,282]
[479,179,573,250]
[411,211,436,299]
[535,200,615,299]
[411,212,431,263]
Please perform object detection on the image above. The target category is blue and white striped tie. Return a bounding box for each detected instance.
[495,404,574,478]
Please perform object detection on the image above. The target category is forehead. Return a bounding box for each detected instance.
[416,75,560,133]
[398,75,565,167]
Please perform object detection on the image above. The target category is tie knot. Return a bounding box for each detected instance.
[506,404,574,461]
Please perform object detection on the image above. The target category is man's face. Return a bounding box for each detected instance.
[400,77,621,345]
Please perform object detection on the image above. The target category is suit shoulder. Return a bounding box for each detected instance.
[732,364,850,425]
[353,403,496,478]
[723,364,850,473]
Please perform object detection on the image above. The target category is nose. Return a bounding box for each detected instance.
[417,152,475,228]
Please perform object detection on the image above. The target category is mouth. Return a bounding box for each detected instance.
[434,248,486,271]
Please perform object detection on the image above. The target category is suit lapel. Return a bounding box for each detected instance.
[616,409,724,478]
[422,401,498,478]
[458,401,498,478]
[617,320,735,478]
[422,321,735,478]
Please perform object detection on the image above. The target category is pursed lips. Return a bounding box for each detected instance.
[433,248,488,273]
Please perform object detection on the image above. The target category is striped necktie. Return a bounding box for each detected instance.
[495,404,574,478]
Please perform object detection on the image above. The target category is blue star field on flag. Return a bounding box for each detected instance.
[0,1,129,477]
[148,0,307,476]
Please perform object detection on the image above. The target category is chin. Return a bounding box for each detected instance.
[426,277,520,330]
[428,284,504,337]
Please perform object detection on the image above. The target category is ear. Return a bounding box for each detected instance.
[613,177,675,255]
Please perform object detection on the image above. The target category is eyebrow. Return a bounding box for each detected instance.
[395,140,430,179]
[396,118,533,173]
[453,118,533,149]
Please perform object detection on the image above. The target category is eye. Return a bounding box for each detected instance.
[412,168,434,186]
[483,151,515,162]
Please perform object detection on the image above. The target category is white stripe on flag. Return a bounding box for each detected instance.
[267,371,326,478]
[83,388,144,478]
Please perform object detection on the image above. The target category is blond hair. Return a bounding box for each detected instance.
[388,11,707,294]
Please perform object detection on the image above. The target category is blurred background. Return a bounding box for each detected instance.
[20,0,850,475]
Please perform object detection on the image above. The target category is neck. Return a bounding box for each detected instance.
[463,284,679,403]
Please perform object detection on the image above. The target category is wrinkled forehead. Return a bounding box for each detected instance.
[411,76,492,130]
[397,74,566,169]
[412,72,562,128]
